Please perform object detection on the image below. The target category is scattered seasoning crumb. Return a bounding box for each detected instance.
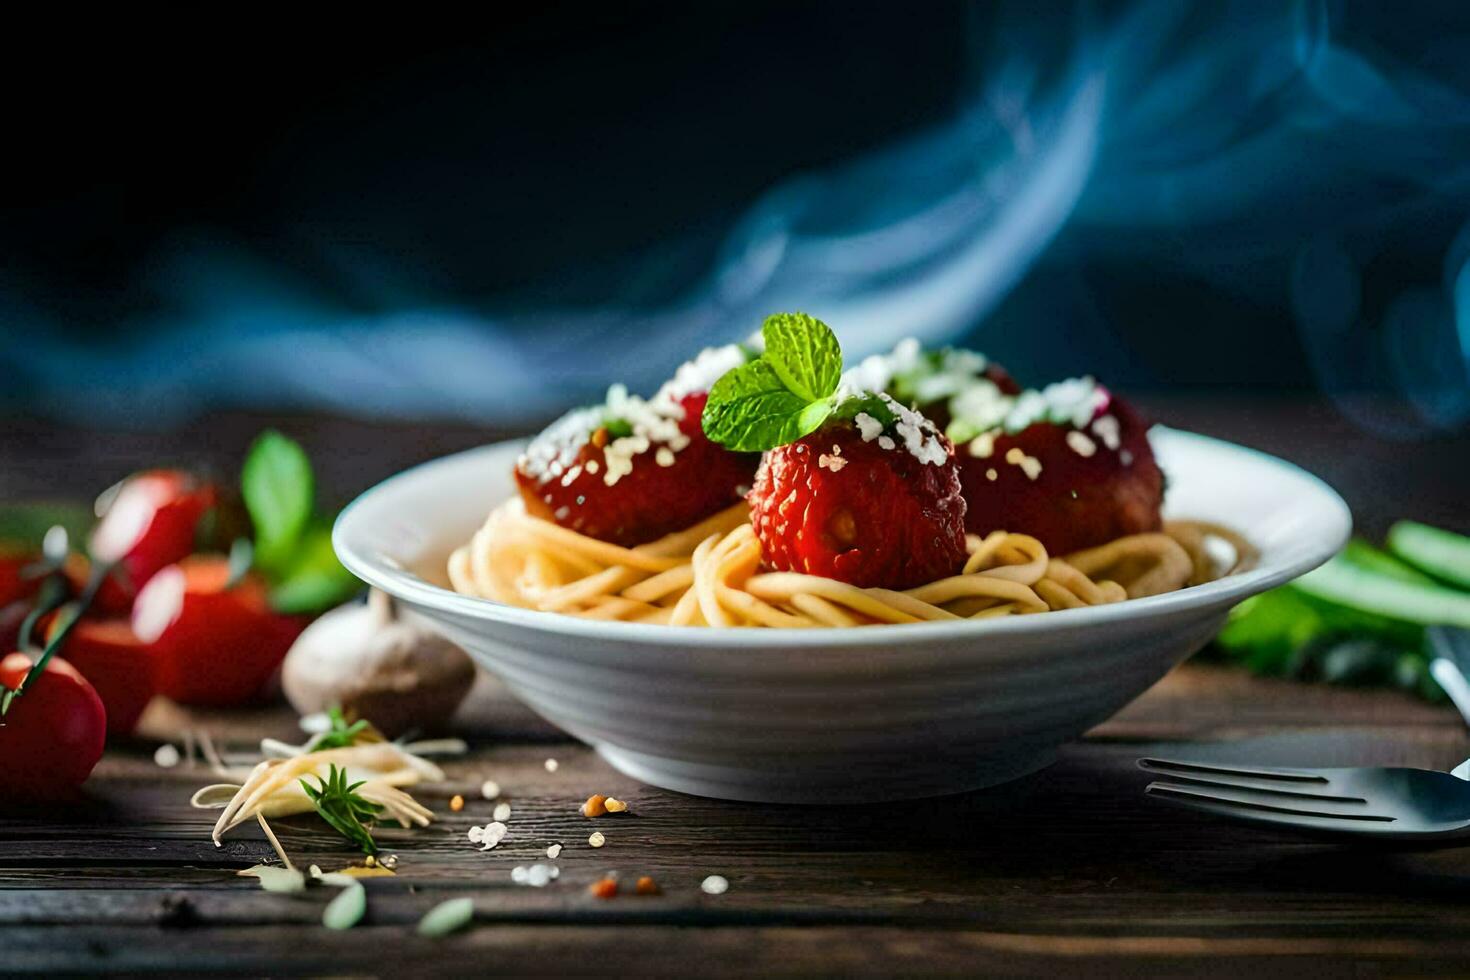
[493,802,511,822]
[604,798,627,813]
[449,794,465,812]
[582,794,608,817]
[468,822,508,850]
[512,864,559,887]
[544,758,559,773]
[985,468,998,482]
[701,875,729,895]
[364,854,377,868]
[154,744,181,768]
[382,854,399,870]
[635,876,660,896]
[480,779,500,800]
[588,831,606,848]
[547,843,562,859]
[589,877,618,899]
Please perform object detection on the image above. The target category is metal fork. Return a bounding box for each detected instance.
[1141,625,1470,841]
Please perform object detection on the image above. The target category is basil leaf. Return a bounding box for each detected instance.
[269,524,361,615]
[762,312,841,402]
[242,430,314,577]
[702,359,834,452]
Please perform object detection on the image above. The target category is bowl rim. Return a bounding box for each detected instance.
[333,426,1352,650]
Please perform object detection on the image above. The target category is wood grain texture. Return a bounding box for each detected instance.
[5,665,1470,976]
[3,401,1469,976]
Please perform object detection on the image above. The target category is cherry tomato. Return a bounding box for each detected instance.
[134,555,305,707]
[89,470,216,615]
[44,616,155,736]
[0,652,107,801]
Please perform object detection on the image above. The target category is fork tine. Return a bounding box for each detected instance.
[1138,757,1332,785]
[1145,781,1396,825]
[1137,770,1367,805]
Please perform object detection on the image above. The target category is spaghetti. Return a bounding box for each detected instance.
[447,500,1257,628]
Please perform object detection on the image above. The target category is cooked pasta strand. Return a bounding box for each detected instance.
[449,499,1248,627]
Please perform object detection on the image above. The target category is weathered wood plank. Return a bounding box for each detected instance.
[5,922,1470,978]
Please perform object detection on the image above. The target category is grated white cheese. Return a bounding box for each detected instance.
[520,345,748,491]
[880,392,949,467]
[1004,377,1109,433]
[967,431,997,459]
[853,412,884,442]
[1091,414,1121,451]
[654,344,749,407]
[1065,431,1097,457]
[818,445,848,472]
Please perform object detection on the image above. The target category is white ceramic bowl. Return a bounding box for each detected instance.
[334,428,1350,804]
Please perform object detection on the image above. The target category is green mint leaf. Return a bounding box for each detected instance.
[242,430,314,578]
[268,523,362,615]
[702,359,835,452]
[761,312,841,402]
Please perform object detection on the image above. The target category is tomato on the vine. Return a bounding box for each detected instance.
[0,652,107,801]
[43,615,155,736]
[134,555,306,707]
[89,470,216,615]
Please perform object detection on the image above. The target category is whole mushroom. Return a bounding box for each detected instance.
[282,589,476,737]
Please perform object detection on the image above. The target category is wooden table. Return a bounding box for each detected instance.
[3,398,1470,976]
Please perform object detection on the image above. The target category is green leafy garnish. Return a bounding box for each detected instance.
[239,430,361,614]
[268,524,361,615]
[322,880,367,930]
[1209,535,1467,702]
[417,897,475,938]
[702,312,849,452]
[312,706,370,751]
[242,430,314,578]
[301,764,382,855]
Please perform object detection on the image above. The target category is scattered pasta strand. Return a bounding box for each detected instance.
[449,499,1251,627]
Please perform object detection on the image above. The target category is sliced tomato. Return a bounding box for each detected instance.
[134,555,306,707]
[0,652,107,801]
[90,470,216,615]
[45,617,155,736]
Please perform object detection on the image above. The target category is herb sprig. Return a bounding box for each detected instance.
[702,312,873,453]
[310,707,370,752]
[301,764,382,855]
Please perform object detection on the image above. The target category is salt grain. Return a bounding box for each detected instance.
[153,744,181,768]
[480,780,501,800]
[544,758,559,773]
[588,832,606,848]
[701,875,729,895]
[493,802,511,822]
[511,863,559,888]
[547,843,562,859]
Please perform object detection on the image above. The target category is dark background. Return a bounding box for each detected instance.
[3,2,1469,439]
